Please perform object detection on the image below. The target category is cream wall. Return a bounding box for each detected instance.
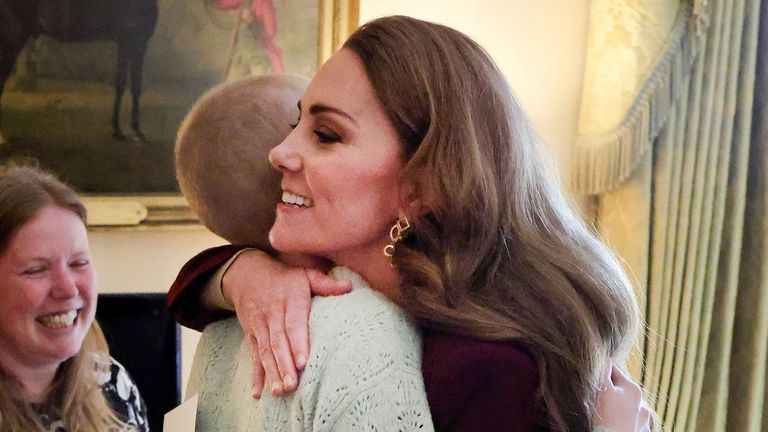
[90,0,591,406]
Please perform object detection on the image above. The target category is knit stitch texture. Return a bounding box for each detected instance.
[186,266,434,432]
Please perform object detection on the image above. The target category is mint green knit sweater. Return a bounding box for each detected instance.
[186,267,434,431]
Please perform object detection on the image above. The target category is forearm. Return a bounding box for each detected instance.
[200,248,255,311]
[167,245,243,330]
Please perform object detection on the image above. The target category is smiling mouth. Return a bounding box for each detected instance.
[282,191,314,208]
[36,310,78,328]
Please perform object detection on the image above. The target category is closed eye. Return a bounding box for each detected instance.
[70,259,90,269]
[314,129,342,143]
[22,266,47,276]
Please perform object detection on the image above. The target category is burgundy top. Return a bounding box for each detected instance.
[422,329,542,431]
[167,247,544,431]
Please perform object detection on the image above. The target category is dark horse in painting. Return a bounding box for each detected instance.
[0,0,158,142]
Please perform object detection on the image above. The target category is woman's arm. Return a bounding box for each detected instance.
[167,245,243,330]
[167,246,351,398]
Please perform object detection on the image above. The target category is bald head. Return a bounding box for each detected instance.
[176,75,307,247]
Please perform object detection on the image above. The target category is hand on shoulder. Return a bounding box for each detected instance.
[220,250,351,398]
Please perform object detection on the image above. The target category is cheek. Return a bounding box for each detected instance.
[12,282,47,311]
[79,279,98,329]
[340,167,401,215]
[76,270,97,302]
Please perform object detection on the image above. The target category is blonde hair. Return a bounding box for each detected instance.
[345,17,641,431]
[175,75,308,247]
[0,163,127,431]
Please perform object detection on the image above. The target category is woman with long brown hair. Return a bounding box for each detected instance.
[170,16,650,431]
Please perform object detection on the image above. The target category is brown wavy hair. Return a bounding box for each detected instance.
[344,16,641,431]
[0,163,127,431]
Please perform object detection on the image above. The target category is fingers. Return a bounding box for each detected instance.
[250,304,300,397]
[595,363,651,432]
[251,317,284,397]
[637,404,652,432]
[268,317,298,393]
[225,252,320,398]
[614,365,642,402]
[307,268,352,296]
[284,286,311,370]
[249,336,265,399]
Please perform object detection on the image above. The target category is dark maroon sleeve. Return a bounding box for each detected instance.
[422,330,543,431]
[166,245,245,331]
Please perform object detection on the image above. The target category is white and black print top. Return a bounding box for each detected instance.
[34,357,149,431]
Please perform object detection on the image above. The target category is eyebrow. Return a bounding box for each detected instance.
[298,101,358,126]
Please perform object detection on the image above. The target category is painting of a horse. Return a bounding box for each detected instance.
[0,0,320,194]
[0,0,158,143]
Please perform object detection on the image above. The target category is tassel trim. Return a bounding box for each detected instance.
[572,0,712,194]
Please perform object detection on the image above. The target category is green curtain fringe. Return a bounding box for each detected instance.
[573,0,712,194]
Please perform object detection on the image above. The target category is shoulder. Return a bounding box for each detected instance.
[294,269,431,430]
[96,356,150,431]
[424,329,538,373]
[423,330,542,431]
[307,284,421,372]
[311,285,416,332]
[310,267,420,347]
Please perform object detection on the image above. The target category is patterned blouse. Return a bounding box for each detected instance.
[34,357,149,431]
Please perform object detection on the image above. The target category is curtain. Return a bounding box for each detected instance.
[574,0,767,430]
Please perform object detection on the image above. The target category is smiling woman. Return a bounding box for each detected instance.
[168,16,653,431]
[0,163,148,431]
[268,50,408,299]
[0,206,95,375]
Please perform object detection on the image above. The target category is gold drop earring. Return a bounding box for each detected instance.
[383,215,411,258]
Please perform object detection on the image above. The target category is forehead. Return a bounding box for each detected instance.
[2,207,87,260]
[302,49,380,115]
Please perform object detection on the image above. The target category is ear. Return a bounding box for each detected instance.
[399,178,430,218]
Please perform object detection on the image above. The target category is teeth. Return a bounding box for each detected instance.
[37,310,77,328]
[282,191,313,208]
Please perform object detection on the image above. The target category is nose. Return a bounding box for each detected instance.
[50,265,79,300]
[269,132,302,173]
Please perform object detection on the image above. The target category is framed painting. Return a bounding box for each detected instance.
[0,0,359,226]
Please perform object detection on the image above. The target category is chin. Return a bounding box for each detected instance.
[43,344,82,365]
[271,241,311,256]
[56,327,89,358]
[269,229,306,254]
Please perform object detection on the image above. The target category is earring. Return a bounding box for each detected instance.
[383,216,411,258]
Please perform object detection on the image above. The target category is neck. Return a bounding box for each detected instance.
[329,242,402,301]
[0,356,59,403]
[280,252,334,273]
